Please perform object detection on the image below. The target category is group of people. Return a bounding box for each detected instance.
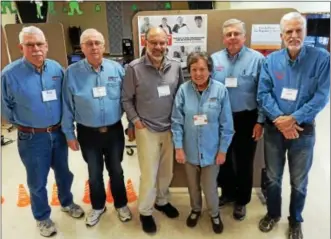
[1,11,329,239]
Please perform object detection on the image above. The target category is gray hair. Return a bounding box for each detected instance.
[187,51,213,73]
[280,12,307,33]
[223,18,246,35]
[80,28,105,44]
[19,26,46,44]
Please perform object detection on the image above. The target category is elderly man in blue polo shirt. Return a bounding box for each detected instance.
[1,26,84,237]
[211,18,265,221]
[257,12,330,239]
[62,28,132,227]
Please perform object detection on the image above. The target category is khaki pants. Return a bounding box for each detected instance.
[185,162,220,217]
[135,127,174,216]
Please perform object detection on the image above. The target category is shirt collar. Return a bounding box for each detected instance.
[22,57,47,72]
[226,46,246,61]
[84,58,104,72]
[284,45,307,65]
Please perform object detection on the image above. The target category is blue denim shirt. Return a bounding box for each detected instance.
[1,58,64,127]
[171,79,234,167]
[211,46,265,123]
[257,45,330,124]
[61,58,125,140]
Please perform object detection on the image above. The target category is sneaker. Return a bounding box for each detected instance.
[233,204,246,221]
[116,205,132,222]
[154,203,179,218]
[218,195,235,208]
[186,210,201,228]
[259,214,280,232]
[61,203,85,218]
[288,220,303,239]
[85,207,107,227]
[37,219,57,237]
[210,214,224,234]
[140,214,157,233]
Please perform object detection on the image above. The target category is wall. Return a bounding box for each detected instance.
[47,1,109,54]
[227,1,330,13]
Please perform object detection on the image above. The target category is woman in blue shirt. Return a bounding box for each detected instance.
[171,52,234,234]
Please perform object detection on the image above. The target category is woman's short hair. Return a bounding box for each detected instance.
[186,51,213,73]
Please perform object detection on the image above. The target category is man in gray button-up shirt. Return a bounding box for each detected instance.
[122,27,184,234]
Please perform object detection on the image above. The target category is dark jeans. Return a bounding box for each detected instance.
[77,121,127,210]
[264,121,315,222]
[217,109,258,205]
[17,128,73,221]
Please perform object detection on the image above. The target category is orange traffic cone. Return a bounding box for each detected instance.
[106,180,114,203]
[17,184,30,207]
[82,180,91,204]
[126,179,138,203]
[50,183,61,206]
[1,196,4,204]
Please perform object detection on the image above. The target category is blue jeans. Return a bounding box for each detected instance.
[264,122,315,223]
[17,128,74,221]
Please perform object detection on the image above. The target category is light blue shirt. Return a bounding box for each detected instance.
[62,58,125,140]
[171,79,234,167]
[257,45,330,124]
[1,58,63,128]
[211,46,265,123]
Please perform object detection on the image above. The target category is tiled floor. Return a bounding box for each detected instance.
[1,104,330,239]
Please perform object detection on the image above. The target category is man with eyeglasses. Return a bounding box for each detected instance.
[211,19,265,221]
[1,26,84,237]
[62,28,132,226]
[122,27,184,234]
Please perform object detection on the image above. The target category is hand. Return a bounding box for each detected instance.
[127,128,135,141]
[273,116,296,132]
[252,123,264,141]
[175,148,186,164]
[216,152,226,165]
[134,120,146,130]
[282,125,304,140]
[67,139,80,151]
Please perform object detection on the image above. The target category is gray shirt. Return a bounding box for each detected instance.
[121,55,184,132]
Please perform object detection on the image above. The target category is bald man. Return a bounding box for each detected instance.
[122,27,184,233]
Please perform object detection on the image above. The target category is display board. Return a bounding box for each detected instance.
[4,23,68,67]
[132,8,296,188]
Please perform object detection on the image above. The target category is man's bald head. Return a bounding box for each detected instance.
[145,27,167,41]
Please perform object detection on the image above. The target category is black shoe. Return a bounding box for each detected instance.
[210,214,224,234]
[218,195,235,208]
[259,214,280,232]
[288,220,303,239]
[186,210,201,228]
[233,204,246,221]
[139,215,157,234]
[154,203,179,218]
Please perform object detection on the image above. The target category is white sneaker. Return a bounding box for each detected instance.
[85,207,107,227]
[116,205,132,222]
[37,219,57,237]
[61,203,85,218]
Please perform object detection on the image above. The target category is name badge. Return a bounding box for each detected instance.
[281,88,298,101]
[194,114,208,126]
[42,89,57,102]
[93,86,107,98]
[225,77,238,88]
[157,85,170,97]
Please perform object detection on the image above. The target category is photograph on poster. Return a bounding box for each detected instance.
[138,14,208,68]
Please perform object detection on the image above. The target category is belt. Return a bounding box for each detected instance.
[17,123,61,133]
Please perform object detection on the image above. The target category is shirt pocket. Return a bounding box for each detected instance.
[239,74,256,92]
[206,98,222,122]
[106,81,121,100]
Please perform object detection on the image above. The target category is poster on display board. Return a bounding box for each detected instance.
[138,14,208,68]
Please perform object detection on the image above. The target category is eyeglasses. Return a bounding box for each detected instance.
[147,40,167,47]
[82,41,104,47]
[22,42,46,48]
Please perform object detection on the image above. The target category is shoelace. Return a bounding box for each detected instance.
[118,207,130,216]
[40,219,53,229]
[212,217,220,224]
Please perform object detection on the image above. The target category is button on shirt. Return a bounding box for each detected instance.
[62,58,125,140]
[171,79,234,167]
[211,46,265,123]
[1,58,63,128]
[257,45,330,124]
